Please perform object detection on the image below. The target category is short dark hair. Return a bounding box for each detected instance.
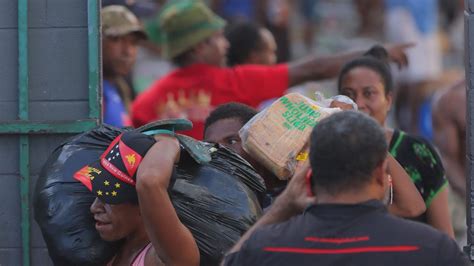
[171,49,193,67]
[309,111,387,195]
[337,45,393,95]
[225,22,264,66]
[204,102,258,132]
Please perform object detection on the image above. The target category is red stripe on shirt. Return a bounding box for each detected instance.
[263,246,419,254]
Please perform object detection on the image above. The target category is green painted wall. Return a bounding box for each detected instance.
[0,0,100,265]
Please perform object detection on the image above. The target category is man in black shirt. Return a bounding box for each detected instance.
[223,111,469,266]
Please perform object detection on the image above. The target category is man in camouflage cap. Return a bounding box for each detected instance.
[102,5,147,128]
[132,0,411,140]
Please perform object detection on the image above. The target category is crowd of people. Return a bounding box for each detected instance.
[80,0,470,265]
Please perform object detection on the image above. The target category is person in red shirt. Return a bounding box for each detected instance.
[131,0,411,139]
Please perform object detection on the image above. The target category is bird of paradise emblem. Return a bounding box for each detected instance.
[125,154,136,167]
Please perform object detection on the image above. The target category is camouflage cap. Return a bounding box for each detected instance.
[102,5,147,39]
[158,0,226,59]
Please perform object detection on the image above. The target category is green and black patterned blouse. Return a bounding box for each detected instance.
[389,129,448,223]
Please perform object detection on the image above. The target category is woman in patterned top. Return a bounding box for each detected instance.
[337,46,454,237]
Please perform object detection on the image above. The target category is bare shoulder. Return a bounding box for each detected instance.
[432,79,466,119]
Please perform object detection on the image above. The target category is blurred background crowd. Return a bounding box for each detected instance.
[103,0,465,134]
[99,0,467,245]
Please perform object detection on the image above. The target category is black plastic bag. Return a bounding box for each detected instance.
[34,125,264,265]
[173,144,264,265]
[34,125,123,266]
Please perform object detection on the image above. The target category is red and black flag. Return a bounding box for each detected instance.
[74,131,156,204]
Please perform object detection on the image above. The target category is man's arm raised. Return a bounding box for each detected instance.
[136,135,199,266]
[386,154,426,217]
[288,43,412,86]
[225,163,315,257]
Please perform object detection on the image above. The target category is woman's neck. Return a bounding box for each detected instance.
[113,230,149,265]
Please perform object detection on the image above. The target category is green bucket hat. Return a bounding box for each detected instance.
[158,0,226,59]
[102,5,147,40]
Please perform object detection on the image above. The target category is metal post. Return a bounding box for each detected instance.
[18,0,30,265]
[88,0,101,121]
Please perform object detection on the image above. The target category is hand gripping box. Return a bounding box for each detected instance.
[240,93,340,180]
